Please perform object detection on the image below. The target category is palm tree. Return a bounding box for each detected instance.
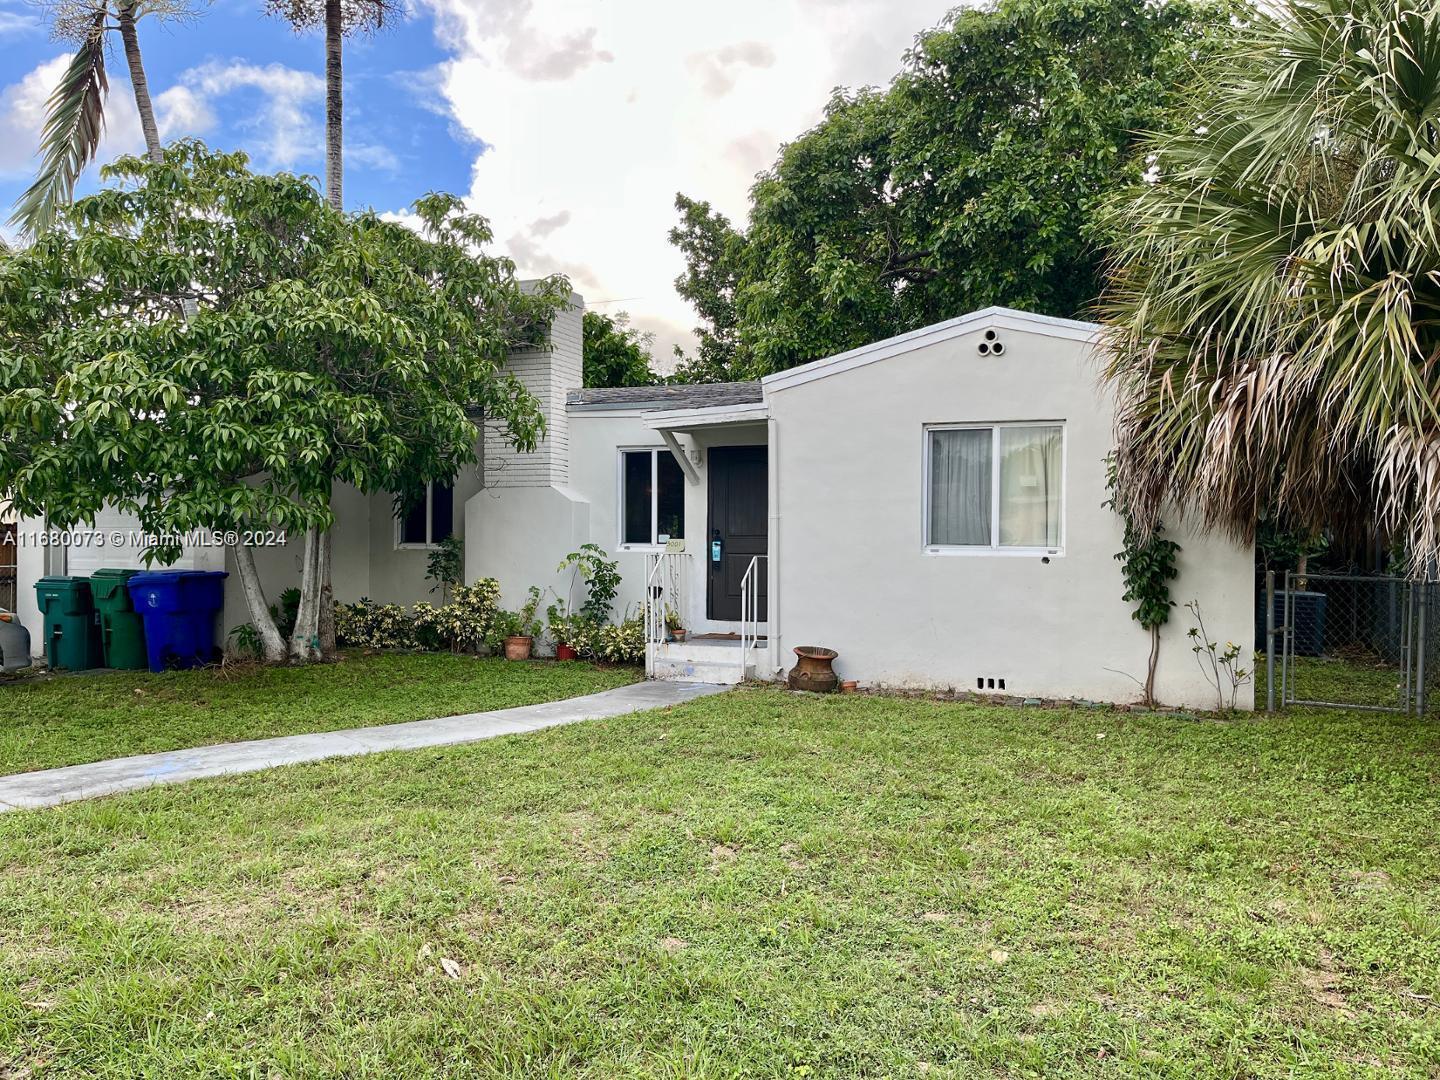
[10,0,197,235]
[266,0,391,659]
[264,0,391,209]
[1099,0,1440,573]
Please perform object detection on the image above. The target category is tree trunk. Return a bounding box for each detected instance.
[324,0,342,210]
[117,1,162,163]
[1144,624,1160,707]
[231,541,286,663]
[315,0,343,654]
[289,527,321,661]
[317,522,336,658]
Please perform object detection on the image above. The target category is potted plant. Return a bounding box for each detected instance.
[492,587,542,660]
[548,609,582,660]
[664,607,687,643]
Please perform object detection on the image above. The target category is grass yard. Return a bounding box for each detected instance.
[0,652,639,775]
[1,689,1438,1077]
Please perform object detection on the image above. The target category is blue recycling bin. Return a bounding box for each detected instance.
[127,570,229,672]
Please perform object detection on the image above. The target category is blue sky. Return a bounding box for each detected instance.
[0,0,957,359]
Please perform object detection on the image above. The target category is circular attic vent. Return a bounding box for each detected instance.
[977,328,1005,356]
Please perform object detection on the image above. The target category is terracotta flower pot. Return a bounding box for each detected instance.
[504,635,533,660]
[555,642,578,661]
[670,628,687,643]
[788,646,839,693]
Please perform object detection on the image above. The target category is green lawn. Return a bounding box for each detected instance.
[0,652,639,775]
[1,688,1437,1077]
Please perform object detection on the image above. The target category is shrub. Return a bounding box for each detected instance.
[335,599,414,650]
[426,536,465,604]
[555,544,621,624]
[228,622,265,659]
[408,602,449,652]
[334,579,502,653]
[592,616,645,664]
[431,579,502,652]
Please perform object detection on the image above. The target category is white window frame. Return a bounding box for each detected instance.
[395,480,454,550]
[922,421,1066,557]
[617,447,685,551]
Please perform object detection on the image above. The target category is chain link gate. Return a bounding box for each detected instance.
[1264,571,1431,714]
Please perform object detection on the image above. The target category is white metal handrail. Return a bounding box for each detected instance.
[644,552,666,677]
[739,555,765,682]
[643,551,687,677]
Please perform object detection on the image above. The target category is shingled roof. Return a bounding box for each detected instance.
[566,382,764,410]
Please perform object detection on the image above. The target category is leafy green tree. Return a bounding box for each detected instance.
[11,0,201,236]
[671,0,1232,379]
[1100,0,1440,572]
[0,142,565,661]
[582,310,656,388]
[668,195,747,383]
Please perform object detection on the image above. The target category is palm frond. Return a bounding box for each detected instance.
[8,17,109,238]
[1100,0,1440,574]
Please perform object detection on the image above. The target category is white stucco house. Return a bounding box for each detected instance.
[9,297,1255,708]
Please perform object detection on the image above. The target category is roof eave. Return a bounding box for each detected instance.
[760,306,1101,394]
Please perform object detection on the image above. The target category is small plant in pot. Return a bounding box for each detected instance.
[548,611,587,660]
[664,607,687,643]
[490,587,543,660]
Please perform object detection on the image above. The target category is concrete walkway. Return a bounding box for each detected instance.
[0,680,728,813]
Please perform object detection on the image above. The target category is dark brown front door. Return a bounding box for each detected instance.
[707,446,768,622]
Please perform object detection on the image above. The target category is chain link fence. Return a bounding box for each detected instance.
[1261,571,1435,714]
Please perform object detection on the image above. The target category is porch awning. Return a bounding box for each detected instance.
[642,401,769,486]
[641,401,769,432]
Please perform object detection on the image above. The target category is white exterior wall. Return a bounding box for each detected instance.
[766,321,1255,710]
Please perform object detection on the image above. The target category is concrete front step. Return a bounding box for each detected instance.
[650,640,760,685]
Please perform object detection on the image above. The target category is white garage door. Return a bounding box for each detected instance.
[66,507,203,576]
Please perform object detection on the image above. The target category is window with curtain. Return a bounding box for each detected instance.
[396,480,455,548]
[620,449,686,547]
[926,425,1062,551]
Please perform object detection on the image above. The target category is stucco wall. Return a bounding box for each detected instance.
[766,323,1255,710]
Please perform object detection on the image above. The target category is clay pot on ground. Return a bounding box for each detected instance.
[504,635,533,661]
[555,642,578,661]
[788,646,839,693]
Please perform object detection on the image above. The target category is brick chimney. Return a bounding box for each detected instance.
[483,290,584,488]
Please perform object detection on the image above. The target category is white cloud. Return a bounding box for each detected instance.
[419,0,958,359]
[424,0,614,82]
[350,141,402,172]
[155,84,217,139]
[174,61,324,169]
[686,41,777,98]
[0,8,41,37]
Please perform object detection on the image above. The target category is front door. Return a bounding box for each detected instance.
[707,446,768,622]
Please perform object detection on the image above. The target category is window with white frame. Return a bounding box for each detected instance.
[925,424,1064,552]
[619,449,685,548]
[396,480,455,548]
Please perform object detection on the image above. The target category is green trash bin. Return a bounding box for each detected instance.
[33,576,104,671]
[90,568,148,670]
